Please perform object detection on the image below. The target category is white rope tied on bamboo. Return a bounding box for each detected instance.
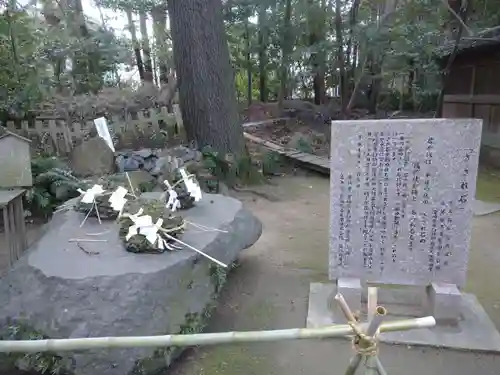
[348,321,379,357]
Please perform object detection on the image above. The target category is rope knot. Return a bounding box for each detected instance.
[348,321,378,357]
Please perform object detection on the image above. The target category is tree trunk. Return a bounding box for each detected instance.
[346,0,399,114]
[345,0,361,93]
[126,9,145,81]
[40,0,65,90]
[278,0,293,110]
[55,0,99,92]
[244,17,252,106]
[152,5,169,84]
[308,0,326,105]
[167,0,244,155]
[258,3,268,102]
[334,0,346,115]
[139,11,154,82]
[153,55,159,85]
[365,0,399,113]
[73,0,99,92]
[407,58,415,110]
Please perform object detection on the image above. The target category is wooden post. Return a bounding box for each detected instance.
[0,190,27,268]
[15,195,27,251]
[3,204,11,267]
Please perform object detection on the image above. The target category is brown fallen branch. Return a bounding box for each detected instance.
[76,242,100,256]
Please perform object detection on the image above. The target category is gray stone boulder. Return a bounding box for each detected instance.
[0,194,262,375]
[70,137,116,177]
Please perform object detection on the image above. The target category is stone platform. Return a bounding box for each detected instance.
[0,194,262,375]
[307,282,500,353]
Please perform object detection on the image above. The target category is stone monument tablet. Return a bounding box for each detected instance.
[329,118,482,287]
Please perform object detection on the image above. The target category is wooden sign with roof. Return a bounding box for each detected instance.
[0,127,33,188]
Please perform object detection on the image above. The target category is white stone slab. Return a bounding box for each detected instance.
[329,119,482,287]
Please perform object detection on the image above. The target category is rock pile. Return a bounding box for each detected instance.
[115,146,202,179]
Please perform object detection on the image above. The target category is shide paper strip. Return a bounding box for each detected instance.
[77,184,106,226]
[109,186,128,216]
[179,168,202,202]
[164,180,181,212]
[93,117,136,196]
[93,117,115,152]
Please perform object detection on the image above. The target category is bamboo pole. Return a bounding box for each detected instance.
[0,317,435,353]
[344,354,363,375]
[365,356,378,375]
[366,306,386,336]
[334,293,357,322]
[367,287,378,321]
[375,357,388,375]
[364,306,387,375]
[344,306,387,375]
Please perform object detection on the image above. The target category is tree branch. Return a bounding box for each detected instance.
[440,0,473,36]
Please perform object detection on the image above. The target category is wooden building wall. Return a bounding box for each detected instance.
[441,50,500,166]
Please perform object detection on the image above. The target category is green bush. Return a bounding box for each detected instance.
[25,157,84,218]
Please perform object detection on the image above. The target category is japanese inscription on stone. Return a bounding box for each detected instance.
[329,119,482,287]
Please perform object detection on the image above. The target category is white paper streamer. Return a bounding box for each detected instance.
[164,180,181,212]
[109,186,128,213]
[93,117,115,152]
[179,168,202,202]
[125,214,152,241]
[139,218,164,245]
[78,184,105,204]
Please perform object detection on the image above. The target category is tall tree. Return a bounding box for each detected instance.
[126,9,145,81]
[278,0,292,109]
[334,0,346,114]
[257,0,268,102]
[152,4,169,84]
[139,10,154,82]
[244,13,252,105]
[167,0,244,155]
[308,0,326,105]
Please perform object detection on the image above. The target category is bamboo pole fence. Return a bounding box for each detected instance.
[0,316,435,353]
[0,292,436,375]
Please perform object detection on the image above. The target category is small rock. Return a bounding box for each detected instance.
[123,156,143,171]
[142,156,158,172]
[134,148,154,158]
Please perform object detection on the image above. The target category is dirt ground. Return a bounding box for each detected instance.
[168,171,500,375]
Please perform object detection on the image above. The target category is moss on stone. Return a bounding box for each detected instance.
[118,198,185,253]
[0,320,72,375]
[131,261,238,374]
[209,264,228,294]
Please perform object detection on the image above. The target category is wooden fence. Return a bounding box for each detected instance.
[2,105,185,156]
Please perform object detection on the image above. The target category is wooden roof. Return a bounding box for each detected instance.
[435,25,500,58]
[0,128,31,143]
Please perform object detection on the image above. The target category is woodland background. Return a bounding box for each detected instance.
[0,0,494,152]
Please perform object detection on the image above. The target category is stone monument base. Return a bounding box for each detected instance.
[306,282,500,352]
